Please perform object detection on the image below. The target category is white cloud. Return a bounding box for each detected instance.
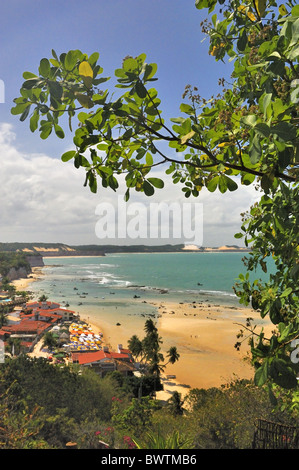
[0,123,260,246]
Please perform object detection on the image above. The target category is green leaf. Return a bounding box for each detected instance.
[11,102,30,116]
[225,175,238,191]
[237,29,247,52]
[263,93,272,118]
[143,180,155,196]
[89,172,97,193]
[207,176,219,192]
[270,358,298,389]
[61,150,77,162]
[280,287,292,298]
[88,52,99,66]
[218,174,228,193]
[54,124,65,139]
[65,50,80,71]
[180,103,194,115]
[256,0,267,18]
[20,105,31,122]
[271,122,297,142]
[40,125,52,140]
[143,63,157,81]
[39,58,50,78]
[75,93,94,109]
[249,135,261,164]
[254,361,269,386]
[123,58,138,72]
[254,123,270,138]
[29,110,39,132]
[23,71,38,80]
[241,173,255,185]
[145,153,153,166]
[48,81,63,100]
[278,323,293,343]
[135,81,147,99]
[147,177,164,189]
[261,174,274,193]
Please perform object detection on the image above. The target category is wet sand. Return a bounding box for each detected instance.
[11,268,273,400]
[82,298,273,400]
[11,267,44,291]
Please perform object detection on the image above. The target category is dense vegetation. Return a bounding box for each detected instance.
[11,0,299,410]
[0,252,31,278]
[0,355,296,449]
[0,242,187,255]
[6,0,299,448]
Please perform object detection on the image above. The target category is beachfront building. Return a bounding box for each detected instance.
[25,300,61,311]
[20,309,63,324]
[45,307,77,322]
[22,301,78,322]
[1,320,51,352]
[1,300,76,355]
[71,349,135,378]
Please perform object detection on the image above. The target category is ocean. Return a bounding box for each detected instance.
[28,252,275,387]
[28,252,274,335]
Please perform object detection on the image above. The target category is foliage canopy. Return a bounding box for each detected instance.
[11,0,299,403]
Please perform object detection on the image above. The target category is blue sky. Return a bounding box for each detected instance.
[0,0,259,246]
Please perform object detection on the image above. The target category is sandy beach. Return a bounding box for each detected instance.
[80,298,273,401]
[10,267,273,401]
[11,267,44,291]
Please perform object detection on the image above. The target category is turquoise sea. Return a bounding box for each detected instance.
[29,252,274,334]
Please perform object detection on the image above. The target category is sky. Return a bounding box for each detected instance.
[0,0,261,247]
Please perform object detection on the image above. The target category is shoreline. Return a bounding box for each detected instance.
[11,266,45,291]
[77,298,272,400]
[9,264,271,401]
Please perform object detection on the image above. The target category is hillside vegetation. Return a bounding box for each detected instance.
[0,355,297,449]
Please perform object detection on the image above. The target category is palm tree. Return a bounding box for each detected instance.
[165,346,180,365]
[133,427,194,449]
[143,318,157,335]
[147,351,165,376]
[130,321,180,398]
[0,307,9,328]
[38,294,48,302]
[127,334,143,362]
[8,337,22,356]
[42,331,57,350]
[167,391,185,416]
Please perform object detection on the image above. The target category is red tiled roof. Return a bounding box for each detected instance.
[72,350,107,364]
[26,301,61,309]
[0,329,11,337]
[35,310,63,317]
[109,352,131,359]
[20,310,62,321]
[72,350,130,365]
[119,348,131,354]
[21,341,33,347]
[46,308,76,314]
[3,320,49,334]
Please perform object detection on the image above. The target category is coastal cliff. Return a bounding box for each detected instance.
[26,254,44,267]
[6,266,31,282]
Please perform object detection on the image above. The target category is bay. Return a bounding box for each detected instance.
[28,251,274,329]
[28,252,275,388]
